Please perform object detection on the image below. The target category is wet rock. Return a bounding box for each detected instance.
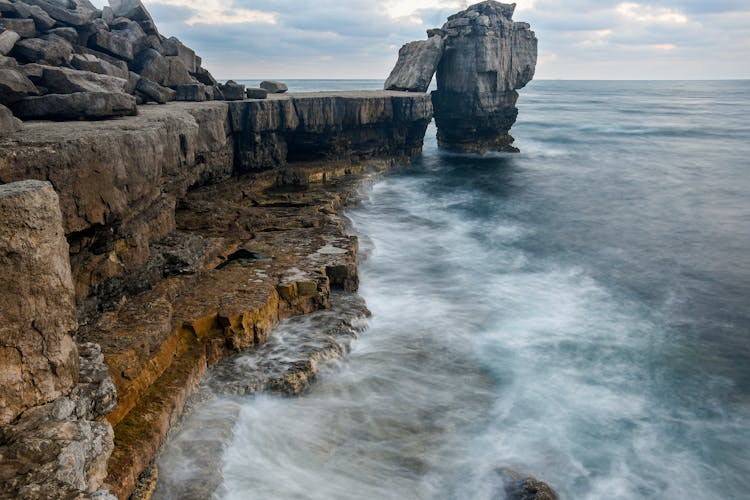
[498,468,559,500]
[432,1,537,152]
[136,76,175,103]
[219,79,244,100]
[36,66,129,94]
[245,87,268,99]
[0,102,21,132]
[12,36,73,65]
[260,79,288,93]
[0,180,79,425]
[384,34,444,92]
[0,67,38,103]
[0,18,37,38]
[12,91,137,120]
[0,30,20,56]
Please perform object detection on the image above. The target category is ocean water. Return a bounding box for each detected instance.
[159,80,750,499]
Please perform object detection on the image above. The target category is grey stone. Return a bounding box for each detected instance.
[21,2,57,30]
[112,18,148,54]
[89,28,134,61]
[22,0,97,26]
[192,65,217,86]
[12,91,137,120]
[0,55,19,67]
[0,180,79,425]
[162,36,197,72]
[0,102,21,132]
[432,0,537,152]
[12,36,72,65]
[218,79,244,100]
[0,67,39,103]
[498,468,559,500]
[46,27,79,44]
[0,18,37,38]
[384,35,444,92]
[71,53,129,79]
[245,87,267,99]
[101,5,114,22]
[174,83,208,101]
[38,66,129,94]
[0,30,20,56]
[260,79,288,93]
[136,76,175,103]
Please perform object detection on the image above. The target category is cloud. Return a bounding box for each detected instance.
[86,0,750,80]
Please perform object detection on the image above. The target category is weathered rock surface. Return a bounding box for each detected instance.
[218,79,244,101]
[0,0,224,122]
[0,91,432,499]
[498,468,559,500]
[245,86,268,99]
[0,67,38,102]
[0,102,21,132]
[433,1,537,152]
[384,34,444,92]
[0,180,78,426]
[384,0,537,152]
[260,79,288,94]
[12,91,137,119]
[0,30,20,56]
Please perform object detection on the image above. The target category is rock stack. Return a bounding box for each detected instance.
[0,0,226,125]
[385,1,537,152]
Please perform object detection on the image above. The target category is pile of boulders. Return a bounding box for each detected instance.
[0,0,233,126]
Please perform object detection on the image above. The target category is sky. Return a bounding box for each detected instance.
[90,0,750,80]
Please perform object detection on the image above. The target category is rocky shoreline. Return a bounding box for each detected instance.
[0,1,547,498]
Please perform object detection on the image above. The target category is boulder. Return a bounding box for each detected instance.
[384,35,444,92]
[219,79,244,101]
[136,76,175,104]
[0,102,21,132]
[37,66,129,94]
[245,87,268,99]
[0,30,20,56]
[0,67,39,103]
[71,53,129,79]
[260,79,288,93]
[22,0,97,26]
[89,28,135,61]
[16,1,57,31]
[498,469,558,500]
[112,18,148,55]
[192,65,217,86]
[12,91,137,120]
[109,0,158,36]
[102,5,114,23]
[132,47,166,82]
[46,27,79,44]
[162,36,197,73]
[174,83,209,101]
[165,55,194,86]
[431,0,537,152]
[0,180,79,425]
[0,18,37,38]
[12,36,73,65]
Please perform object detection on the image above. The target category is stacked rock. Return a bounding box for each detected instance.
[384,1,537,153]
[0,0,226,125]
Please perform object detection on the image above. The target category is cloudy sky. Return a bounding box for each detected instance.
[90,0,750,80]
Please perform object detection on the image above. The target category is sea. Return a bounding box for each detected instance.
[158,80,750,499]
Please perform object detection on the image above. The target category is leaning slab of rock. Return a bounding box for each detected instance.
[38,66,129,94]
[71,53,129,79]
[22,0,97,26]
[219,79,245,100]
[0,30,20,56]
[12,91,137,120]
[12,36,73,65]
[89,28,136,61]
[260,80,288,93]
[0,180,79,425]
[384,34,444,92]
[0,67,39,103]
[136,76,175,104]
[0,102,21,132]
[0,18,36,38]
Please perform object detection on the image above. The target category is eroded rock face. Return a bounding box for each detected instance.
[384,34,444,93]
[433,1,537,152]
[0,180,79,426]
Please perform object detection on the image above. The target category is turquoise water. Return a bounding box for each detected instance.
[165,80,750,499]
